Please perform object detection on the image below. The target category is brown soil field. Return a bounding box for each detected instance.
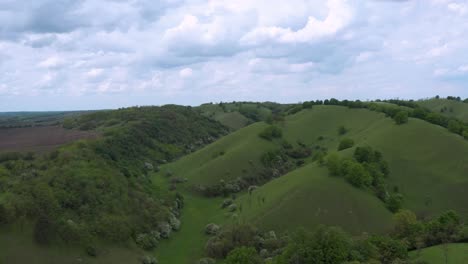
[0,126,99,153]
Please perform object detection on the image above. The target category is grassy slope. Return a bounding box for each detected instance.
[163,122,277,186]
[410,243,468,264]
[165,105,468,234]
[360,118,468,218]
[237,163,394,235]
[418,99,468,122]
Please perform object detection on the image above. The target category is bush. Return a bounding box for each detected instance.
[386,193,404,213]
[225,247,262,264]
[343,161,372,188]
[259,126,282,140]
[448,120,463,134]
[338,138,355,151]
[338,125,348,135]
[393,111,409,125]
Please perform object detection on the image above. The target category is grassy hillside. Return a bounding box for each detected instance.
[162,122,277,186]
[196,102,291,130]
[410,243,468,264]
[237,163,394,235]
[164,105,468,235]
[418,98,468,122]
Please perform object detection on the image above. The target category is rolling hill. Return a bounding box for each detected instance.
[417,98,468,122]
[163,105,468,235]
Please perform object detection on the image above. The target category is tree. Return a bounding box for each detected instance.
[338,138,355,151]
[370,235,408,263]
[386,193,404,213]
[447,120,463,135]
[259,126,282,141]
[326,154,342,176]
[393,111,409,125]
[277,226,351,264]
[225,247,262,264]
[393,210,424,248]
[344,161,372,188]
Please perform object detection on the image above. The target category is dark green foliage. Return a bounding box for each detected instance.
[225,247,262,264]
[369,235,408,263]
[338,125,348,135]
[448,120,463,134]
[277,226,352,264]
[259,126,282,141]
[286,146,312,159]
[326,146,398,210]
[386,193,404,213]
[0,105,226,249]
[393,111,409,125]
[205,224,260,258]
[338,138,354,150]
[425,210,463,246]
[342,161,372,188]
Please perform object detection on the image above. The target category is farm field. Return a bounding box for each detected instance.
[0,126,99,153]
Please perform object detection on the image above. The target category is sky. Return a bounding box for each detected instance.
[0,0,467,111]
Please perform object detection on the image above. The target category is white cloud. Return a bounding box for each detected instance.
[448,2,467,15]
[241,0,353,45]
[1,0,468,110]
[37,56,64,68]
[179,67,193,78]
[86,68,104,78]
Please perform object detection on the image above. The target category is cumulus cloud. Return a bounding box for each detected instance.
[241,0,353,45]
[0,0,467,110]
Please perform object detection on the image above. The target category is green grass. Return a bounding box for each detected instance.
[162,122,276,186]
[0,226,142,264]
[418,99,468,122]
[152,174,233,263]
[410,243,468,264]
[214,112,249,130]
[164,105,468,236]
[358,118,468,219]
[237,163,394,235]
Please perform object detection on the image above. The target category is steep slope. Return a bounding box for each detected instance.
[237,163,394,235]
[162,122,277,186]
[418,99,468,122]
[165,105,468,234]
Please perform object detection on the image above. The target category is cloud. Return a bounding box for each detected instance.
[0,0,468,110]
[240,0,353,45]
[179,67,193,78]
[37,56,64,68]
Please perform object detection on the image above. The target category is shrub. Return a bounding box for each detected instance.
[259,126,282,140]
[342,161,372,188]
[225,247,262,264]
[338,138,355,151]
[338,125,348,135]
[393,111,409,125]
[386,193,404,213]
[448,120,463,134]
